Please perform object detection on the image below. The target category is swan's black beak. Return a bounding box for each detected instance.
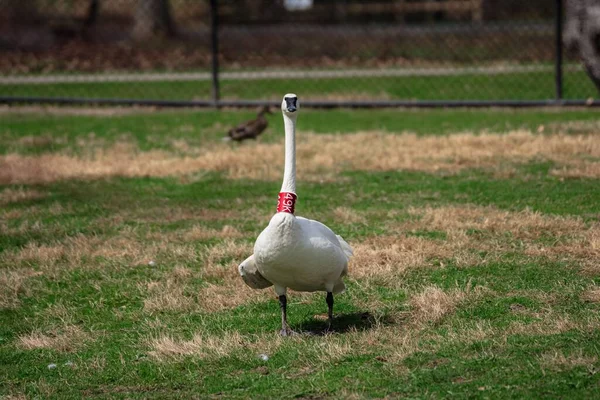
[284,96,298,113]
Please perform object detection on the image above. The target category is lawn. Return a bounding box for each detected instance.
[1,106,599,399]
[1,68,597,101]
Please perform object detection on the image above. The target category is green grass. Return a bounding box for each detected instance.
[2,69,597,101]
[1,108,600,398]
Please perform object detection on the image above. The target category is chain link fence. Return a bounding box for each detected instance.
[0,0,597,106]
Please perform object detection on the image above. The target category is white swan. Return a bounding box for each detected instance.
[238,94,353,335]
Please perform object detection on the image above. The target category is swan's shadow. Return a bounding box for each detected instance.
[296,311,396,336]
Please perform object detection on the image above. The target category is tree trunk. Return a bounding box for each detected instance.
[565,0,600,91]
[579,0,600,90]
[84,0,100,28]
[564,0,584,51]
[131,0,175,41]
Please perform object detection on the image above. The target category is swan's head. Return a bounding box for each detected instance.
[281,93,299,117]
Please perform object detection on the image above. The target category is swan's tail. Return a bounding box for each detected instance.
[336,235,354,260]
[332,278,346,294]
[238,254,273,290]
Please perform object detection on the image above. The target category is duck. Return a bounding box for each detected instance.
[225,106,272,142]
[238,94,353,336]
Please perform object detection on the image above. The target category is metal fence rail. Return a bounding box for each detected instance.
[0,0,597,108]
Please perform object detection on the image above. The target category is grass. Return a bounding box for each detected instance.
[1,107,600,398]
[2,68,597,101]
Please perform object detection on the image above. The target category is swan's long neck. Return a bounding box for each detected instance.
[281,114,297,194]
[277,113,298,214]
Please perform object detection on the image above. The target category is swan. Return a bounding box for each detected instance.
[238,94,353,336]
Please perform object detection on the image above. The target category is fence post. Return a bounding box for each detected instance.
[555,0,563,100]
[210,0,220,107]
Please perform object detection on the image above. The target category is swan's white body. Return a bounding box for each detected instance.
[239,93,353,298]
[254,212,352,294]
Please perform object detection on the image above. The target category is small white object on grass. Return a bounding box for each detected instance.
[148,260,156,267]
[47,363,57,370]
[64,361,74,367]
[258,354,269,361]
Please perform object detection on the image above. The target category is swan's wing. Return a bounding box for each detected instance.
[336,235,354,259]
[296,216,354,264]
[238,254,273,289]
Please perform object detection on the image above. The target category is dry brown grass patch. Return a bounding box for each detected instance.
[342,306,591,367]
[144,285,195,313]
[349,235,452,284]
[409,283,487,326]
[552,161,600,179]
[128,206,241,223]
[2,395,28,400]
[2,130,599,184]
[148,331,284,361]
[143,266,198,313]
[201,239,253,279]
[507,313,581,336]
[340,204,593,287]
[0,269,41,309]
[178,225,242,242]
[410,286,467,325]
[539,350,598,371]
[546,119,600,134]
[581,286,600,303]
[333,206,367,225]
[148,329,350,365]
[18,325,91,352]
[408,205,587,240]
[198,283,271,313]
[142,240,271,313]
[198,239,271,312]
[401,205,599,270]
[17,135,65,148]
[0,187,46,205]
[1,232,200,271]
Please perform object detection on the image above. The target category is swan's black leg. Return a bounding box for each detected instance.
[326,292,334,331]
[279,295,293,336]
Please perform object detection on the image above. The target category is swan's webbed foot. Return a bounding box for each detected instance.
[279,327,297,337]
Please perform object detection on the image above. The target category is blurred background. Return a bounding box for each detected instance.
[0,0,598,104]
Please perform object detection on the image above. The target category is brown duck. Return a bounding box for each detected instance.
[225,106,272,142]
